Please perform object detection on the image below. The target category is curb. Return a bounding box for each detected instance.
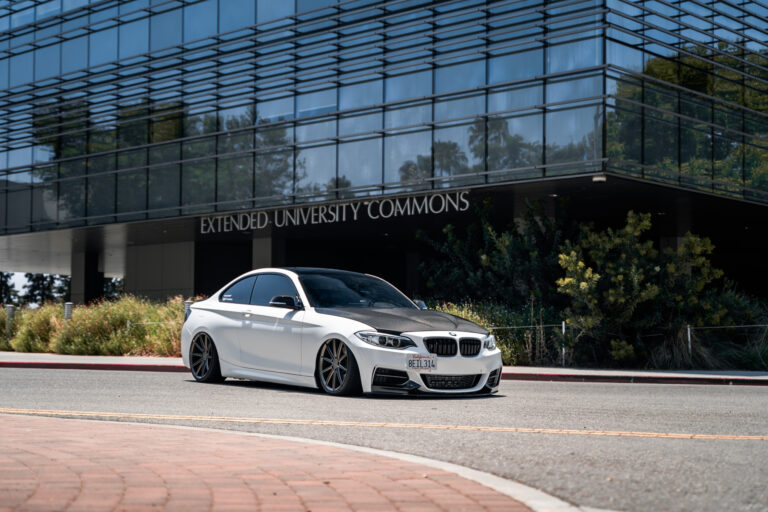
[0,361,188,373]
[2,360,767,386]
[501,372,768,386]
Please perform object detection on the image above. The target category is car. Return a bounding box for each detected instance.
[181,267,503,395]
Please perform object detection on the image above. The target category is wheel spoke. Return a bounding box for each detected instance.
[335,368,343,387]
[321,365,333,375]
[337,363,347,372]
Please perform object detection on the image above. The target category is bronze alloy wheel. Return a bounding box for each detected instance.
[317,339,360,395]
[190,332,224,383]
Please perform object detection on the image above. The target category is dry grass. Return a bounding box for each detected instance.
[4,296,187,357]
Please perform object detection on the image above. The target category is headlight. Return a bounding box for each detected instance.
[355,331,416,350]
[483,334,496,350]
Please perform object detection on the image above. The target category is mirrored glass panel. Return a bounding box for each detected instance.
[384,131,431,188]
[338,137,382,195]
[296,144,336,199]
[546,106,603,173]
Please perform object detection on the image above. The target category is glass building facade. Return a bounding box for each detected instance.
[1,0,764,236]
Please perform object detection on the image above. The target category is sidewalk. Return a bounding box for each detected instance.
[0,413,532,512]
[1,351,767,386]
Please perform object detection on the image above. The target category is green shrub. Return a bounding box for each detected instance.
[0,307,22,351]
[49,295,183,356]
[420,198,574,310]
[10,304,61,352]
[0,309,9,351]
[556,211,768,368]
[430,300,563,366]
[140,296,184,357]
[0,305,13,350]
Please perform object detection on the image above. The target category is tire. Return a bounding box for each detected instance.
[316,339,361,395]
[189,332,225,383]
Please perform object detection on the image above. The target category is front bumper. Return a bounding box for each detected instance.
[352,330,503,395]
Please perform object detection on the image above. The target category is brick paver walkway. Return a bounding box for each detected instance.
[0,414,531,512]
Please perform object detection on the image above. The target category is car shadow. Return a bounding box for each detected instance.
[185,378,504,400]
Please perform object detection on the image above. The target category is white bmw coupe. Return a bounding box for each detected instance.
[181,268,503,395]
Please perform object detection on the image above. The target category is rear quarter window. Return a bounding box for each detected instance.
[220,275,257,304]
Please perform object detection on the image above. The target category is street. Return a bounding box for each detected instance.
[1,368,766,512]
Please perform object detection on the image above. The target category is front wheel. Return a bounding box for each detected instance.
[317,339,361,395]
[189,332,224,383]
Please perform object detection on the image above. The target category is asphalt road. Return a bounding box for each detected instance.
[1,368,767,512]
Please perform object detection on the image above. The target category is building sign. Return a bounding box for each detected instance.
[200,190,470,234]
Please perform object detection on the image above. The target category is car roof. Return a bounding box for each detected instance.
[281,267,375,278]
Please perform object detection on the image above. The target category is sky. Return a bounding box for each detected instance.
[10,273,27,294]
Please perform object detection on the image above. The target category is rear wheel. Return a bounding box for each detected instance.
[317,339,360,395]
[190,332,224,383]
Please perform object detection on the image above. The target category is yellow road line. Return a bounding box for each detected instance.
[1,407,766,441]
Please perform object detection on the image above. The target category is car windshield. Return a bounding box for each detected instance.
[298,272,416,309]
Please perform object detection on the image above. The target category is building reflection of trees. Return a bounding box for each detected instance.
[21,41,768,228]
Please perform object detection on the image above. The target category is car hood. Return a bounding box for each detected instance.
[314,307,488,336]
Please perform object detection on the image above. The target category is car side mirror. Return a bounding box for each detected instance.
[269,295,301,310]
[414,299,428,310]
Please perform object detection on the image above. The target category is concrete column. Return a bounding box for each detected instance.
[71,251,103,304]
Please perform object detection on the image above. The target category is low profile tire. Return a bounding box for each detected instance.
[189,332,224,383]
[317,339,361,395]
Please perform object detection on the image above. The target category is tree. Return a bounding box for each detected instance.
[54,275,71,302]
[0,272,18,305]
[556,211,726,366]
[433,140,469,177]
[420,198,574,310]
[22,273,57,305]
[103,278,125,300]
[398,155,431,183]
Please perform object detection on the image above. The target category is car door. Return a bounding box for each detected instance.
[238,273,305,374]
[209,275,258,365]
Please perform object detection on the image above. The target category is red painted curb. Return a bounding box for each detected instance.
[501,372,768,386]
[0,361,188,373]
[3,361,767,386]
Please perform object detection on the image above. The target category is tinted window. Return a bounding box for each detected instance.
[250,274,299,306]
[299,272,416,309]
[220,276,257,303]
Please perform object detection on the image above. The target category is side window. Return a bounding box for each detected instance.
[220,276,257,304]
[250,274,299,306]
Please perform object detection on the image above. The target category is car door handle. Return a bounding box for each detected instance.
[243,312,252,318]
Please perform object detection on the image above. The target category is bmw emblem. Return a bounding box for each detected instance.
[449,332,456,336]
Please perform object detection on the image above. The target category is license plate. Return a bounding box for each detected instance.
[407,354,437,372]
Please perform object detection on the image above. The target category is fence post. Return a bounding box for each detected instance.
[64,302,73,320]
[687,324,692,355]
[5,304,15,341]
[561,320,566,367]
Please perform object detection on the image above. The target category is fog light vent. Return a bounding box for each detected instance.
[487,368,501,387]
[372,368,409,387]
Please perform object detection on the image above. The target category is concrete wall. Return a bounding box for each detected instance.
[124,242,194,300]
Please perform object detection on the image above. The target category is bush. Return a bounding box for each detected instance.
[556,211,768,368]
[420,198,574,310]
[10,304,61,352]
[48,296,184,356]
[430,300,563,366]
[0,307,22,351]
